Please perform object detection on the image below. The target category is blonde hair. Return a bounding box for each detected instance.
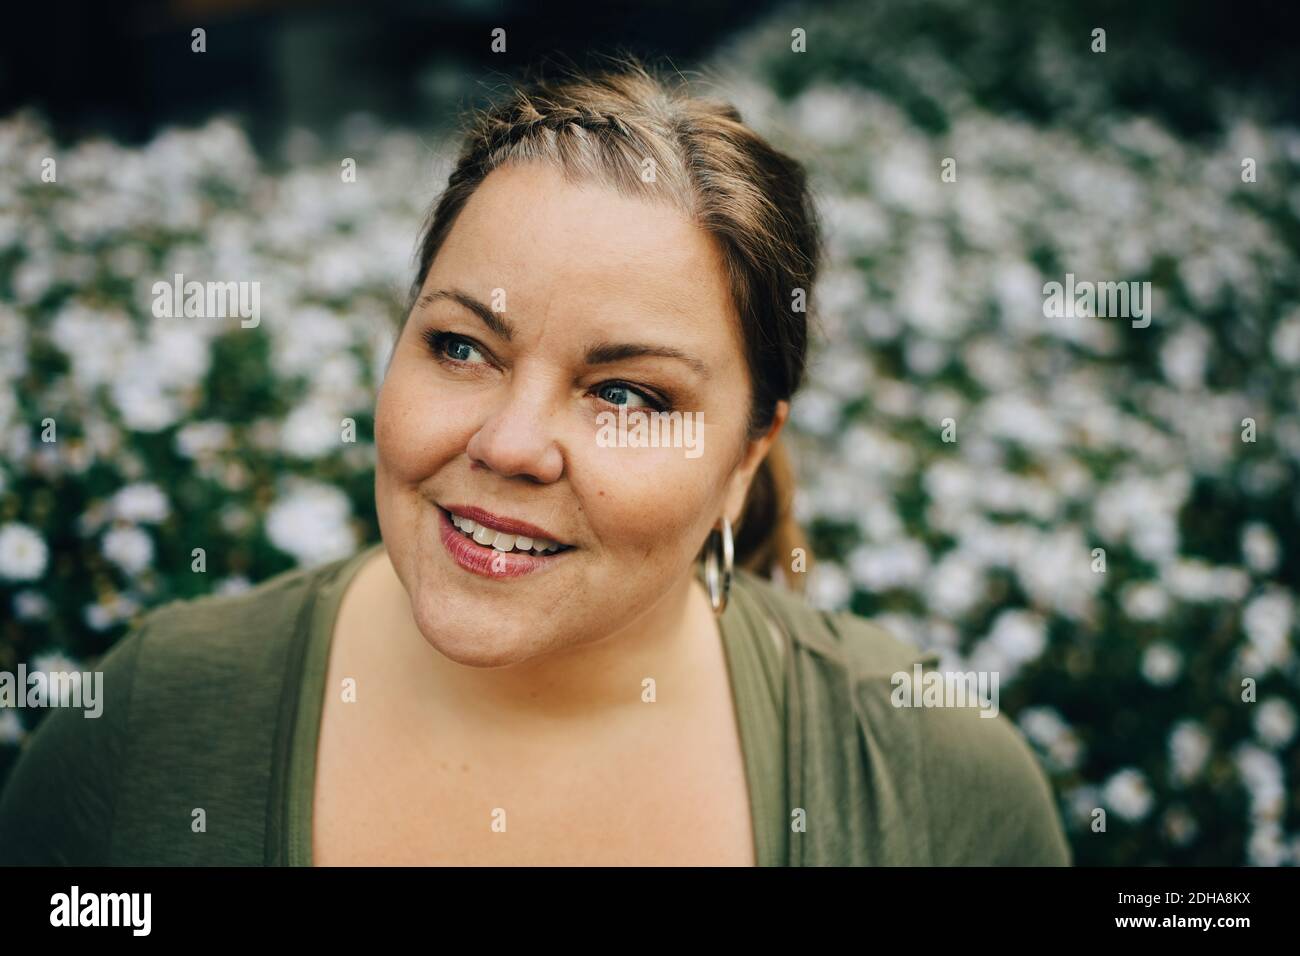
[405,54,823,588]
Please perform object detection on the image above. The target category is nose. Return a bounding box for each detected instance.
[464,378,565,483]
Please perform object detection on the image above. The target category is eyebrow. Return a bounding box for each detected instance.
[417,287,712,380]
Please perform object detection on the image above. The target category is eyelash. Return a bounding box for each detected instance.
[421,329,674,413]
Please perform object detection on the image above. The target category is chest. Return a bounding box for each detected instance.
[310,684,757,866]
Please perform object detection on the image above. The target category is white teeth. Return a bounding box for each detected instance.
[447,510,564,554]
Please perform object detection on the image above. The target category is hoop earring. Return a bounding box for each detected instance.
[703,516,734,617]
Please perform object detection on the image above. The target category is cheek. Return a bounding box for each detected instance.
[575,447,720,563]
[374,364,460,483]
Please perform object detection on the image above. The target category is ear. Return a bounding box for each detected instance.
[721,400,790,525]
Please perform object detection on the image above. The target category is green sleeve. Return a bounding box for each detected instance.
[0,623,145,865]
[915,701,1073,866]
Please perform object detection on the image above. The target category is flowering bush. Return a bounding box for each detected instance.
[720,0,1300,865]
[2,0,1297,864]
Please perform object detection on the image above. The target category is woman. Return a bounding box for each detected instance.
[0,57,1071,866]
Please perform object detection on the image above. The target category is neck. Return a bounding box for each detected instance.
[356,547,722,732]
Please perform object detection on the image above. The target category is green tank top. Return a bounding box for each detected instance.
[0,543,1071,866]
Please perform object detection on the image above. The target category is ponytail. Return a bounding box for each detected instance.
[733,435,810,592]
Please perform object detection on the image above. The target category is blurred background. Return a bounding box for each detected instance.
[2,0,1298,866]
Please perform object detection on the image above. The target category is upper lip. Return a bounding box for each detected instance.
[440,504,570,546]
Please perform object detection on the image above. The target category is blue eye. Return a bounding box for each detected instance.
[422,327,672,412]
[424,330,487,365]
[597,382,664,412]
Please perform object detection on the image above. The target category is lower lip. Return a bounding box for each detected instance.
[436,506,572,580]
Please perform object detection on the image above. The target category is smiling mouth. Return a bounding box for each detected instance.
[437,505,575,556]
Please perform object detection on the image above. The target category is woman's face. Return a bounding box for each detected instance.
[375,160,783,667]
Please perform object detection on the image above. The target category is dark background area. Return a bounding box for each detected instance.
[1,0,789,149]
[3,0,1299,152]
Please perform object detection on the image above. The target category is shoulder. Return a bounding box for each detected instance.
[834,608,1072,865]
[900,688,1072,864]
[92,556,332,737]
[0,553,353,865]
[733,567,933,675]
[132,555,330,671]
[0,621,144,864]
[734,569,1072,865]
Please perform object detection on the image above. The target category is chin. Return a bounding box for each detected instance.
[409,594,552,668]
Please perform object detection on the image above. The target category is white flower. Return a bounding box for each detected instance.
[175,421,232,459]
[789,84,867,149]
[111,372,183,433]
[1253,698,1297,749]
[904,338,948,376]
[1241,589,1294,672]
[1162,559,1250,603]
[12,590,51,621]
[1019,706,1067,748]
[101,525,154,576]
[48,304,133,389]
[28,652,85,707]
[804,467,864,523]
[0,523,48,581]
[846,539,928,591]
[83,592,140,631]
[1066,784,1103,828]
[215,575,252,596]
[84,603,115,631]
[148,324,212,391]
[1159,325,1209,389]
[264,480,356,567]
[1162,807,1199,847]
[839,423,914,479]
[923,459,977,507]
[1247,822,1288,866]
[926,549,985,619]
[1232,744,1285,822]
[1018,706,1082,771]
[111,482,171,524]
[1140,642,1182,686]
[806,560,851,611]
[979,394,1065,453]
[1168,720,1211,785]
[268,306,353,379]
[789,388,840,436]
[1241,523,1280,574]
[1014,526,1100,620]
[1270,309,1300,366]
[987,609,1047,667]
[280,400,344,459]
[0,709,24,744]
[1102,768,1154,822]
[1121,581,1170,622]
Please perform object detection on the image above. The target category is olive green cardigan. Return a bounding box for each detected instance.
[0,543,1071,866]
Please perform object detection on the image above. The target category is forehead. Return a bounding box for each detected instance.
[429,161,739,345]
